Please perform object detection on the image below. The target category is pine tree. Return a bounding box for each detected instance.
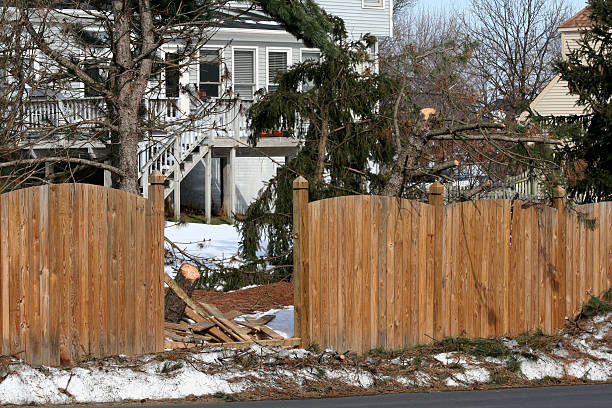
[554,0,612,202]
[237,24,396,271]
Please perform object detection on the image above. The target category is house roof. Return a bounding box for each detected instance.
[558,6,594,29]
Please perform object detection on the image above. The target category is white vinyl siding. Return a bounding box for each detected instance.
[315,0,392,38]
[233,48,256,100]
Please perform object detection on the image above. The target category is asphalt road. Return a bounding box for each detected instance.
[82,384,612,408]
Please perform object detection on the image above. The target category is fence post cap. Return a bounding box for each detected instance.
[293,176,309,189]
[429,180,444,195]
[553,185,566,198]
[149,171,165,185]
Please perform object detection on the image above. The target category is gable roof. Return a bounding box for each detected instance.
[559,6,594,29]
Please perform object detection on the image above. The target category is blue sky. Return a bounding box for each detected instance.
[425,0,588,15]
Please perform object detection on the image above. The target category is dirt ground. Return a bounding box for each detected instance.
[192,282,294,314]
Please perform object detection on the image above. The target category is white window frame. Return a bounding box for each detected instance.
[266,47,292,91]
[299,48,321,63]
[362,0,384,9]
[299,48,321,92]
[198,45,224,99]
[232,45,258,100]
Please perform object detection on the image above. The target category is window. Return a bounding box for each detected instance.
[301,50,320,92]
[267,50,289,92]
[199,49,221,98]
[83,60,106,97]
[165,53,179,98]
[233,49,255,100]
[362,0,384,8]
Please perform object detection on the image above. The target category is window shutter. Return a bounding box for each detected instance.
[234,50,254,99]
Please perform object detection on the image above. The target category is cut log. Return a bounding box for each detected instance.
[164,263,201,322]
[164,273,252,342]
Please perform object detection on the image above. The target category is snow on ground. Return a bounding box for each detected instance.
[0,313,610,405]
[165,222,243,260]
[236,306,295,338]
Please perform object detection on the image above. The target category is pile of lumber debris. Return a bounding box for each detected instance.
[164,263,297,350]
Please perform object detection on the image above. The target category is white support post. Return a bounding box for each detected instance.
[173,138,181,221]
[103,160,112,188]
[142,170,149,198]
[204,149,212,224]
[229,147,236,224]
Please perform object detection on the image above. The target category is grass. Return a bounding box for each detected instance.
[158,361,183,374]
[580,290,612,318]
[515,329,555,354]
[433,337,510,359]
[176,213,233,225]
[366,346,403,359]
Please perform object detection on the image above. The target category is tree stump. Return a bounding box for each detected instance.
[164,263,201,322]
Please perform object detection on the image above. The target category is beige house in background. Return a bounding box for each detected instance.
[520,7,592,120]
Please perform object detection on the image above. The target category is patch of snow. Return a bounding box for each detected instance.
[520,355,564,380]
[326,368,374,388]
[237,306,294,338]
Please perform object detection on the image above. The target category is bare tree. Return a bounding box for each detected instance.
[3,0,335,194]
[377,6,562,199]
[465,0,575,118]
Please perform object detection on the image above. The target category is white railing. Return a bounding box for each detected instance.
[444,171,542,201]
[24,97,105,129]
[137,99,253,196]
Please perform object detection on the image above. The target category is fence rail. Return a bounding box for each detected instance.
[293,177,612,353]
[0,176,165,366]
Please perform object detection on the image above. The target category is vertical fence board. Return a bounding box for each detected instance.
[28,187,41,365]
[320,199,330,350]
[337,198,346,351]
[394,200,404,350]
[385,198,395,349]
[361,196,372,351]
[400,200,411,346]
[0,194,7,356]
[369,197,380,348]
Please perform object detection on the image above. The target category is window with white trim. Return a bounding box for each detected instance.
[233,49,255,100]
[301,50,320,92]
[199,49,221,98]
[267,51,289,92]
[362,0,384,8]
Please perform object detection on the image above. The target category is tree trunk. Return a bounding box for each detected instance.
[164,263,201,322]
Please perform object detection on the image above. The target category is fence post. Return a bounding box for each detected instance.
[149,171,165,352]
[293,176,309,347]
[429,181,444,339]
[553,186,566,327]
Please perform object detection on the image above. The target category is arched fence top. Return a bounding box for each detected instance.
[0,176,165,366]
[293,176,612,353]
[0,183,150,204]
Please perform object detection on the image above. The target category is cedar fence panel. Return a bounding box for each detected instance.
[293,178,612,353]
[0,175,165,366]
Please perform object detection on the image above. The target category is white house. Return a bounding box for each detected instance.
[19,1,394,221]
[520,6,592,120]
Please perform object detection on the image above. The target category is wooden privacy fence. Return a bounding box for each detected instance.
[0,173,165,366]
[292,177,612,353]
